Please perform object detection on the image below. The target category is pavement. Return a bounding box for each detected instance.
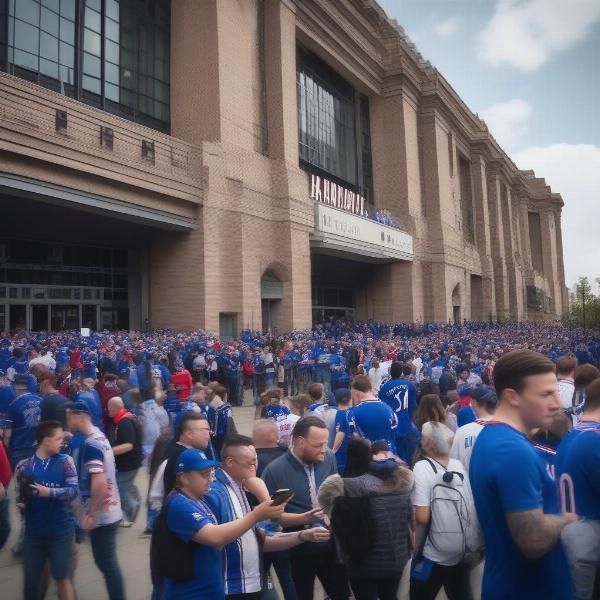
[0,391,481,599]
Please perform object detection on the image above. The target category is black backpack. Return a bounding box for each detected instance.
[150,492,195,583]
[330,494,375,564]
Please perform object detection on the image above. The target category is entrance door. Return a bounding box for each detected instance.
[31,305,48,331]
[82,305,97,330]
[9,304,26,330]
[51,305,79,330]
[261,299,281,333]
[219,313,237,339]
[453,305,461,323]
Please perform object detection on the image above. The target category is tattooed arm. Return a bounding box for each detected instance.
[506,509,578,559]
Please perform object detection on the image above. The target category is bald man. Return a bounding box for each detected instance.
[252,419,286,477]
[107,396,143,526]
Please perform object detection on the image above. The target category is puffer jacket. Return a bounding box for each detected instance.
[319,460,414,579]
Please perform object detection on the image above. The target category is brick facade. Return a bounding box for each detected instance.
[0,0,566,334]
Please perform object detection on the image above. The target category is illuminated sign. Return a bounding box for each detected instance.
[309,174,366,217]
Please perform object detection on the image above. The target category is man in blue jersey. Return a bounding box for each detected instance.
[470,349,576,600]
[17,420,78,600]
[555,377,600,599]
[378,362,417,462]
[350,375,397,455]
[205,434,329,600]
[3,375,42,469]
[331,388,353,475]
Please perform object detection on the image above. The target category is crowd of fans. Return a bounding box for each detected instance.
[0,319,599,600]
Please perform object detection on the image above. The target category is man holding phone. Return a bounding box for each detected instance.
[205,434,329,600]
[261,416,349,600]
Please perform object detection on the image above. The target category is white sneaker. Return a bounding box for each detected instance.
[120,520,133,528]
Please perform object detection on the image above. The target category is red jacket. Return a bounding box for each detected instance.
[0,443,12,488]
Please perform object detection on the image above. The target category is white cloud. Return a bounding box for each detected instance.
[435,17,460,37]
[480,99,532,149]
[512,144,600,288]
[477,0,600,71]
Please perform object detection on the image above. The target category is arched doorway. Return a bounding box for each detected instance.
[452,283,461,323]
[261,270,283,333]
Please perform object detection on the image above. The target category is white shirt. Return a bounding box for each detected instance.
[449,420,486,472]
[278,413,300,446]
[223,472,261,594]
[368,367,386,395]
[412,457,468,565]
[557,379,575,410]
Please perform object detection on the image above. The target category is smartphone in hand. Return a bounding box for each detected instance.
[270,488,293,506]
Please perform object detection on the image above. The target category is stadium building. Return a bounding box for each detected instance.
[0,0,567,334]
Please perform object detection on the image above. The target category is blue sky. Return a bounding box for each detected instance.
[378,0,600,290]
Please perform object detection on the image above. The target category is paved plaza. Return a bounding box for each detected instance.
[0,394,481,599]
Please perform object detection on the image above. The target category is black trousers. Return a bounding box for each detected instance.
[289,540,349,600]
[409,561,473,600]
[226,593,261,600]
[349,576,401,600]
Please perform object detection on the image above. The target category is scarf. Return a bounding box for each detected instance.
[113,407,135,425]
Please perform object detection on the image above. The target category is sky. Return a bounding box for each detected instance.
[377,0,600,292]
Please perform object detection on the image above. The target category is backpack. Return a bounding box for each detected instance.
[422,458,483,563]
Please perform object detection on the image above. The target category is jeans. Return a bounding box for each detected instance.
[0,496,10,550]
[264,550,298,600]
[24,533,73,600]
[562,519,600,599]
[409,561,473,600]
[116,468,141,522]
[90,521,126,600]
[289,540,349,600]
[349,577,401,600]
[227,374,242,406]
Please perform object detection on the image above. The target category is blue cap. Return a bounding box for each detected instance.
[67,400,91,415]
[13,374,31,387]
[176,449,219,474]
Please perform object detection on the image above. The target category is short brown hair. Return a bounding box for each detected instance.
[351,374,372,393]
[556,356,577,376]
[38,372,58,388]
[307,383,324,402]
[292,415,327,439]
[575,364,600,389]
[585,378,600,412]
[493,350,555,398]
[36,420,62,445]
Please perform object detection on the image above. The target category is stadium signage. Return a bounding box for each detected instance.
[309,174,366,217]
[313,203,413,260]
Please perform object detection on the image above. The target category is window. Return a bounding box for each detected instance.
[3,0,170,132]
[448,132,454,177]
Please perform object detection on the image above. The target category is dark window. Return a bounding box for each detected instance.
[3,0,170,132]
[458,155,474,243]
[297,46,374,211]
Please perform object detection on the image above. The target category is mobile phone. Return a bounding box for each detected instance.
[270,488,293,506]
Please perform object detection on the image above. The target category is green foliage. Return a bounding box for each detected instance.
[570,277,600,328]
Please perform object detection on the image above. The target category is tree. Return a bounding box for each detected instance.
[570,277,600,328]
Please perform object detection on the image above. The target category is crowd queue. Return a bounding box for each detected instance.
[0,320,599,600]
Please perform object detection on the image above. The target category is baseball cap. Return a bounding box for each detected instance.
[67,400,91,415]
[176,449,219,474]
[13,374,31,387]
[335,388,351,404]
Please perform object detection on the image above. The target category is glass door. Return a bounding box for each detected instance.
[31,305,49,331]
[51,305,79,331]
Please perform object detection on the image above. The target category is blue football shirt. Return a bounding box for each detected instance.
[470,422,573,600]
[378,378,416,436]
[555,420,600,518]
[350,400,397,453]
[165,492,223,600]
[6,393,42,459]
[334,408,353,473]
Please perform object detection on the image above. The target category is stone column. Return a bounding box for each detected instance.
[470,151,496,320]
[554,207,568,315]
[540,208,559,316]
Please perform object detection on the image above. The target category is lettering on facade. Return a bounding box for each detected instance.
[310,174,366,217]
[315,203,414,258]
